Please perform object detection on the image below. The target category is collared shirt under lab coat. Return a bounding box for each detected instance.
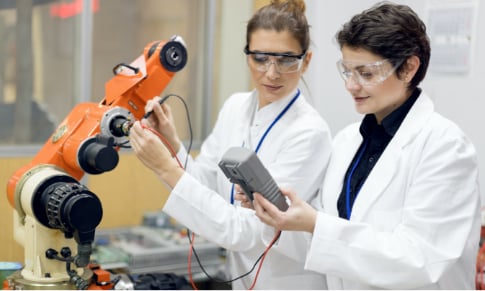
[306,93,481,289]
[163,89,331,289]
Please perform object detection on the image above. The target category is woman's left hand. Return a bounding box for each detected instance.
[253,188,317,233]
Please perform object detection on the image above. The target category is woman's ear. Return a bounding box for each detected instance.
[402,55,420,82]
[301,50,312,74]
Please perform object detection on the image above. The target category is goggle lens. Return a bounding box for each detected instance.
[336,59,403,86]
[248,54,303,73]
[244,45,306,74]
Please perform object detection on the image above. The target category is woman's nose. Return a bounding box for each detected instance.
[345,75,361,91]
[266,61,280,79]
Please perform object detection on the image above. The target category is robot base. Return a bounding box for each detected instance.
[3,265,112,290]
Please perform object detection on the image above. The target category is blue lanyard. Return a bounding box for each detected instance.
[230,89,301,204]
[345,140,368,219]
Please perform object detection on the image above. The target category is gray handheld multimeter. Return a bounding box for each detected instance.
[219,147,288,211]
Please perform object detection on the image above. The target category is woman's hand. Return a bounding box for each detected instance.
[144,96,182,153]
[253,188,317,233]
[234,185,254,209]
[129,120,184,188]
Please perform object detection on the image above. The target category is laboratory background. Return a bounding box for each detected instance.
[0,0,483,289]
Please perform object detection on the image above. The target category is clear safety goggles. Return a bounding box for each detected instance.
[244,45,306,74]
[336,59,403,86]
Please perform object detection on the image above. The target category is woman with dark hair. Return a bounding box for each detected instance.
[129,0,330,289]
[253,2,481,289]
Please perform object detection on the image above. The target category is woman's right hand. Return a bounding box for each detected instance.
[234,184,254,209]
[144,96,182,153]
[129,120,184,188]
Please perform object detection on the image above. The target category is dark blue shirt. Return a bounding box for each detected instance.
[337,88,421,219]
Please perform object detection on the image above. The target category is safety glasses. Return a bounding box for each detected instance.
[244,45,306,74]
[336,59,404,86]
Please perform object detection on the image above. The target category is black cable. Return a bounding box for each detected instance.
[142,94,171,119]
[167,93,282,284]
[115,140,131,148]
[139,93,192,168]
[130,93,282,284]
[120,93,193,169]
[158,94,193,169]
[185,228,281,284]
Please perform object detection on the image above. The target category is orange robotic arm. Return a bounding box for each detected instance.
[8,36,187,189]
[4,36,187,290]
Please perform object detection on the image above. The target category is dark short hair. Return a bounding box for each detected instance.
[336,2,430,90]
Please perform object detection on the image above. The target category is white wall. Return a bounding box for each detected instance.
[218,1,252,106]
[305,0,485,206]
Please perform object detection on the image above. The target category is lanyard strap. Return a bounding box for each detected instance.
[254,89,300,153]
[345,140,368,219]
[230,89,301,204]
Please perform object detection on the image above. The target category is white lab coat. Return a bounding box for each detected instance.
[305,93,481,289]
[163,89,331,289]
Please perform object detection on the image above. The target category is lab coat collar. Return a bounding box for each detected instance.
[347,93,435,220]
[238,89,300,148]
[388,92,434,148]
[359,88,421,138]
